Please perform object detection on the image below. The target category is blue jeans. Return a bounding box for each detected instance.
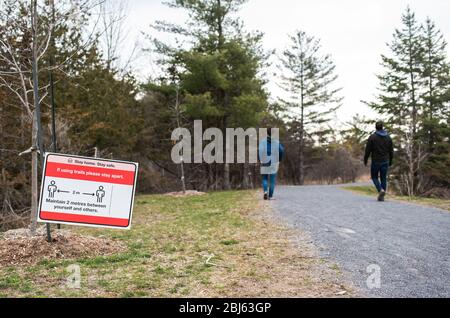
[262,174,277,198]
[371,161,389,192]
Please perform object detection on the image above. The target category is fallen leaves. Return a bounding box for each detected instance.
[0,228,126,267]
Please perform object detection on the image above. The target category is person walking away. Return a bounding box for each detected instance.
[364,121,394,202]
[259,129,285,200]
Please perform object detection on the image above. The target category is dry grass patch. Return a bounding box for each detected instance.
[0,228,126,267]
[164,190,207,198]
[0,190,353,298]
[201,195,352,297]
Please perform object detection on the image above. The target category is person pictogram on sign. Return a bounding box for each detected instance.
[96,186,106,203]
[48,180,57,198]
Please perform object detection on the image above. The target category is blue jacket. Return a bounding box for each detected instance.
[258,137,285,167]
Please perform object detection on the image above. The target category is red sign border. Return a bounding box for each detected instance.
[38,153,138,229]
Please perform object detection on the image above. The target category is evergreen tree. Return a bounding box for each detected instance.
[279,30,342,185]
[420,18,450,189]
[150,0,268,190]
[367,7,424,195]
[367,7,450,195]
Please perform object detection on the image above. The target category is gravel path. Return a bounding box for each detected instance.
[272,184,450,298]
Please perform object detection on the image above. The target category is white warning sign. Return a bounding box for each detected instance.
[38,153,138,229]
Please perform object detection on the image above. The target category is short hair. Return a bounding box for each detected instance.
[376,121,384,131]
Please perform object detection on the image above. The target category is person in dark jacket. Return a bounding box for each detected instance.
[364,121,394,202]
[258,129,285,200]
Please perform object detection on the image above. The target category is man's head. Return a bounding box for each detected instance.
[376,121,384,131]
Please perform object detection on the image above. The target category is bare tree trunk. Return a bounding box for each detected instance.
[223,164,230,190]
[223,116,230,190]
[174,86,186,194]
[242,161,249,189]
[214,0,230,191]
[30,0,40,235]
[208,164,214,190]
[30,116,38,234]
[298,108,305,185]
[215,166,220,190]
[180,158,186,194]
[404,129,415,197]
[408,154,414,197]
[298,136,305,185]
[249,165,254,189]
[298,73,305,185]
[31,0,50,240]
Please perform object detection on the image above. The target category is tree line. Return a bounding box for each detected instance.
[0,0,449,230]
[367,7,450,197]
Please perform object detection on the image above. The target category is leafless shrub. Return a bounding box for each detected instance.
[306,146,365,185]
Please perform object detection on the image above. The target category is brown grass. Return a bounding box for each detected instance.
[0,229,126,267]
[0,191,354,298]
[207,194,354,297]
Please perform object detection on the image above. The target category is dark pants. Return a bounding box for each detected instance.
[262,174,277,198]
[371,161,389,192]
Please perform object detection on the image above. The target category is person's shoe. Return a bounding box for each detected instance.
[264,192,268,200]
[378,190,386,202]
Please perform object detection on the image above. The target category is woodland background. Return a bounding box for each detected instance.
[1,0,449,231]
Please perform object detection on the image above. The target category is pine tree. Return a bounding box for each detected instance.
[150,0,268,190]
[367,7,450,195]
[420,18,450,189]
[366,7,425,196]
[279,30,342,185]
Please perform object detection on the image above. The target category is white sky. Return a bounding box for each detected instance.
[121,0,450,125]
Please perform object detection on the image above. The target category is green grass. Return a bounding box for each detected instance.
[0,190,352,298]
[0,191,265,297]
[344,185,450,211]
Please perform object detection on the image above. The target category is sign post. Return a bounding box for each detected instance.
[38,153,138,229]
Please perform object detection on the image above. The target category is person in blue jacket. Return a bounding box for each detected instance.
[258,128,285,200]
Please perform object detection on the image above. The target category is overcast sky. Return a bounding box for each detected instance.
[121,0,450,125]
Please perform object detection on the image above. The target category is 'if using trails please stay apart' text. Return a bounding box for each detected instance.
[56,168,124,180]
